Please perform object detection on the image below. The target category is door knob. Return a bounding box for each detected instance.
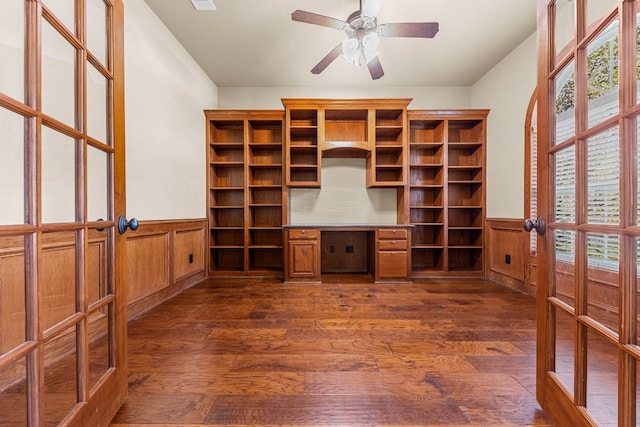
[117,216,139,234]
[523,217,545,236]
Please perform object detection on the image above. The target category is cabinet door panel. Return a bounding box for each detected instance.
[287,240,320,279]
[377,251,408,279]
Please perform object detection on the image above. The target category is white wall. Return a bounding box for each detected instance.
[471,32,537,219]
[218,86,471,110]
[124,0,218,220]
[289,158,397,225]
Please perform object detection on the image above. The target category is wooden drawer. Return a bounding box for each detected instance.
[288,229,319,240]
[378,228,408,240]
[377,251,408,279]
[378,239,407,251]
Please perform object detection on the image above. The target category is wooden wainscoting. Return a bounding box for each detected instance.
[485,218,532,295]
[125,219,207,319]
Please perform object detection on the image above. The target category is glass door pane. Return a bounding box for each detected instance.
[0,0,24,102]
[554,146,576,223]
[43,327,79,425]
[42,0,76,34]
[86,0,108,66]
[555,61,576,144]
[87,64,108,144]
[0,356,29,425]
[586,20,619,128]
[554,307,576,396]
[0,106,25,225]
[0,236,26,354]
[554,0,575,63]
[87,145,109,221]
[586,127,619,224]
[41,20,77,128]
[586,330,618,425]
[41,126,76,223]
[586,233,619,333]
[587,0,618,29]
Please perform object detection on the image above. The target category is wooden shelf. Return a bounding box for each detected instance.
[205,110,284,277]
[283,99,410,188]
[408,110,488,276]
[286,107,319,187]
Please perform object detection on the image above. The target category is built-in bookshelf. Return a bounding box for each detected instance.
[205,111,284,276]
[374,108,406,186]
[286,108,319,186]
[282,99,410,188]
[205,103,487,279]
[408,110,488,276]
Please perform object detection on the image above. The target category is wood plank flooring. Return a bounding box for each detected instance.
[110,276,551,426]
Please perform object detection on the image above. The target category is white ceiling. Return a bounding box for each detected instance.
[143,0,537,88]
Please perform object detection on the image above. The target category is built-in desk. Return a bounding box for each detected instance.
[283,224,413,283]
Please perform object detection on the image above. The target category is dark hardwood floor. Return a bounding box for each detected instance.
[110,276,551,426]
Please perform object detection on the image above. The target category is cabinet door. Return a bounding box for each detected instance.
[377,251,409,279]
[287,238,320,280]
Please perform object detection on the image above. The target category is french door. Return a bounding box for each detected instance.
[0,1,127,425]
[536,0,640,425]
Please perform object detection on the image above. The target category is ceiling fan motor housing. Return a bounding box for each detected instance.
[346,10,377,35]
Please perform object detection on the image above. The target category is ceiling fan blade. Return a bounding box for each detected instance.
[291,10,346,30]
[362,0,384,18]
[311,44,343,75]
[367,56,384,80]
[379,22,439,38]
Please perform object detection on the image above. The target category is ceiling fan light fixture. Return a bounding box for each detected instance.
[362,31,379,62]
[341,37,361,66]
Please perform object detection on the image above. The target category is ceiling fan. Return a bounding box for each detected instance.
[291,0,439,80]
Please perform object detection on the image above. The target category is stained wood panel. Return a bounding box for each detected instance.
[485,218,528,294]
[321,231,368,273]
[174,228,205,281]
[487,220,525,279]
[127,233,168,303]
